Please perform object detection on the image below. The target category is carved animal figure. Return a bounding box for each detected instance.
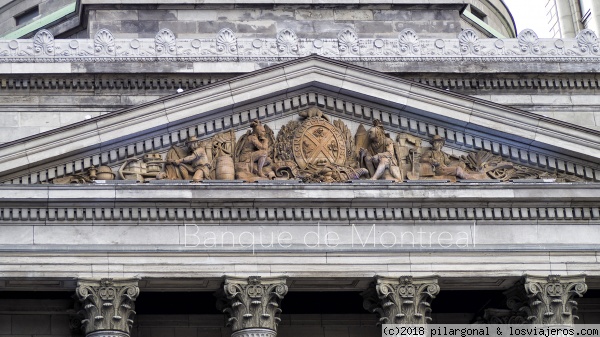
[299,107,329,121]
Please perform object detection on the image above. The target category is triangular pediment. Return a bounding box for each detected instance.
[0,55,598,184]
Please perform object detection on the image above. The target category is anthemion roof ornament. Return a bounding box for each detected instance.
[6,27,600,63]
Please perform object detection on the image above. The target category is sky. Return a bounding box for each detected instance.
[503,0,553,37]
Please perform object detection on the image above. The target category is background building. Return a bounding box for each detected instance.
[0,1,599,337]
[546,0,600,37]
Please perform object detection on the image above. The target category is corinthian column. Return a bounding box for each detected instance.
[75,278,140,337]
[362,275,440,325]
[216,276,288,337]
[523,274,587,325]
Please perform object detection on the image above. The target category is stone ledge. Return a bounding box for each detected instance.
[2,28,598,71]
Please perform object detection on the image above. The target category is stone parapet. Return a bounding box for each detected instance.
[1,28,599,72]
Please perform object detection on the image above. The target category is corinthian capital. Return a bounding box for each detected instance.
[216,276,288,336]
[523,274,587,325]
[362,275,440,325]
[75,278,140,336]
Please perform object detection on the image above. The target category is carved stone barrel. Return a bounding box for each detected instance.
[96,166,115,180]
[123,159,146,180]
[215,155,235,180]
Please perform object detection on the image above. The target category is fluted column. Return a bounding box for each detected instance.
[362,275,440,325]
[521,274,587,325]
[216,276,288,337]
[75,278,140,337]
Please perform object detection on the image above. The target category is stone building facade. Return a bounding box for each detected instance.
[546,0,600,38]
[0,1,599,337]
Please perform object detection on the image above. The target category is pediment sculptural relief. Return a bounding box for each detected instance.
[51,107,584,184]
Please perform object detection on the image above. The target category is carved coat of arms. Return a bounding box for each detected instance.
[52,107,586,184]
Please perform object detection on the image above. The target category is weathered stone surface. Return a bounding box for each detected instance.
[362,276,440,325]
[95,10,139,22]
[334,10,374,21]
[522,274,587,325]
[216,276,288,333]
[295,9,334,20]
[76,278,140,335]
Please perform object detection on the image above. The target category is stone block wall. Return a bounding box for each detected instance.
[0,0,74,37]
[1,71,600,145]
[0,73,230,144]
[74,5,464,40]
[464,0,516,37]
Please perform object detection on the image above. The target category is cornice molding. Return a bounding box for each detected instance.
[1,28,599,66]
[0,184,599,223]
[0,205,598,223]
[1,73,600,92]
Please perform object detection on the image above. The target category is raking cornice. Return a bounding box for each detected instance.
[0,55,599,181]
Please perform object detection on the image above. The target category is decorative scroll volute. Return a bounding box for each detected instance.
[75,278,140,335]
[362,275,440,325]
[523,274,587,325]
[216,276,288,333]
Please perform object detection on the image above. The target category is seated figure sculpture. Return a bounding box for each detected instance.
[235,120,276,181]
[359,120,402,181]
[168,136,211,182]
[420,135,473,179]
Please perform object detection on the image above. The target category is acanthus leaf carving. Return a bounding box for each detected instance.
[216,276,288,333]
[75,278,140,335]
[523,274,587,325]
[362,275,440,325]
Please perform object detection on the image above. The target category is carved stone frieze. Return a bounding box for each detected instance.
[216,276,288,334]
[52,165,115,184]
[3,28,600,63]
[32,105,590,184]
[522,274,587,325]
[75,278,140,336]
[362,276,440,325]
